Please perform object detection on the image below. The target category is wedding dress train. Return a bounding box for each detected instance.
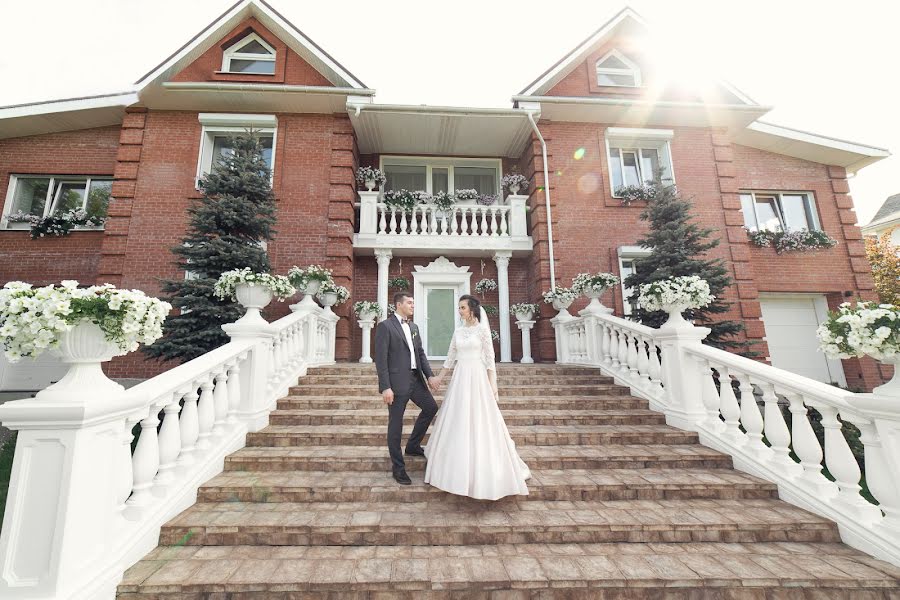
[424,322,530,500]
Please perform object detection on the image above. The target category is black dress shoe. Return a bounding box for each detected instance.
[392,469,412,485]
[404,446,425,457]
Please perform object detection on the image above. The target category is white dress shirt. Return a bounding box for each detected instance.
[395,313,417,369]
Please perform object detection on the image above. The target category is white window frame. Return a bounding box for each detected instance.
[221,32,276,74]
[740,190,822,232]
[378,156,503,201]
[617,245,651,316]
[595,49,642,88]
[195,113,278,188]
[605,128,675,198]
[1,175,112,230]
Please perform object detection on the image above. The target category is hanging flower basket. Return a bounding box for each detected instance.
[474,278,498,295]
[388,276,409,290]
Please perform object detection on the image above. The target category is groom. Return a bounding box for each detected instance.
[374,292,439,485]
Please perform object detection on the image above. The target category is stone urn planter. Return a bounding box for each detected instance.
[318,292,339,314]
[37,321,125,400]
[582,287,613,315]
[552,298,574,320]
[234,283,274,327]
[660,303,692,330]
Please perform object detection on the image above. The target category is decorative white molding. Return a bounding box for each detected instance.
[415,256,470,274]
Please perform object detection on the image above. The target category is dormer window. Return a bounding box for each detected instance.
[222,32,276,74]
[595,49,641,87]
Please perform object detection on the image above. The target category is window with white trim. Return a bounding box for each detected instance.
[196,113,277,186]
[740,191,821,232]
[605,128,675,197]
[380,157,501,198]
[222,33,276,74]
[595,49,641,88]
[2,175,111,229]
[617,245,651,316]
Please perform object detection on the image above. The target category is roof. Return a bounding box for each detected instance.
[865,193,900,229]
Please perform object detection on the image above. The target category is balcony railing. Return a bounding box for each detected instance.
[354,191,532,255]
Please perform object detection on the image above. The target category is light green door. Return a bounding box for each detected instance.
[425,287,456,358]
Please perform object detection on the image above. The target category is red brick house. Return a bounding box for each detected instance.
[0,1,890,390]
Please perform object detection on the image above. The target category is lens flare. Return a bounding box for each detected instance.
[574,148,586,160]
[577,173,600,194]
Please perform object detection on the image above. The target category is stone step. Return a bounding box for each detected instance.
[268,409,667,427]
[288,383,630,397]
[276,395,649,411]
[195,468,778,504]
[224,444,734,472]
[308,364,604,376]
[300,373,615,386]
[160,498,837,547]
[246,424,702,448]
[119,540,900,598]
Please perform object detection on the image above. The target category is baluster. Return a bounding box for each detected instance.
[616,331,629,375]
[155,392,183,486]
[117,417,138,513]
[227,360,242,425]
[760,382,797,476]
[735,373,767,457]
[625,332,640,382]
[429,208,438,236]
[378,207,387,234]
[196,378,215,451]
[129,406,161,507]
[416,206,426,234]
[448,208,458,235]
[212,368,229,434]
[608,327,620,368]
[818,403,878,520]
[853,418,900,532]
[696,357,723,430]
[786,392,833,494]
[636,336,650,385]
[577,325,586,361]
[647,339,662,388]
[177,385,200,469]
[716,366,743,443]
[485,208,494,237]
[600,323,612,365]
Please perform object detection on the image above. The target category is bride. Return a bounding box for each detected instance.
[425,294,530,500]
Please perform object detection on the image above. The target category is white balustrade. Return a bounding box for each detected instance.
[0,299,341,598]
[553,308,900,566]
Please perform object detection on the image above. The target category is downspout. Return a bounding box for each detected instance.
[525,111,556,290]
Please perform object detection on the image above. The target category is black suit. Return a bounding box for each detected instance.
[374,314,437,472]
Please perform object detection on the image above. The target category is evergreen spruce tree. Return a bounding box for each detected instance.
[623,179,747,351]
[144,131,276,362]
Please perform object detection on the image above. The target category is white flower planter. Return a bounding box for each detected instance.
[365,178,377,191]
[581,287,613,315]
[515,310,534,322]
[357,310,377,322]
[551,298,574,320]
[37,321,125,401]
[660,303,692,330]
[508,184,520,195]
[319,292,338,314]
[873,356,900,398]
[234,283,273,327]
[292,279,322,310]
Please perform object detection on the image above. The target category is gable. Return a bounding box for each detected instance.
[170,16,332,87]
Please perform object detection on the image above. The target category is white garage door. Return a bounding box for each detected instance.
[0,353,67,391]
[759,296,846,386]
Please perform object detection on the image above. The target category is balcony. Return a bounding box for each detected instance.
[353,191,533,257]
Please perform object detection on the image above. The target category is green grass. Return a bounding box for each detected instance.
[0,432,16,532]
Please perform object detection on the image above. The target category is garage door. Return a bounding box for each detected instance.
[759,296,845,385]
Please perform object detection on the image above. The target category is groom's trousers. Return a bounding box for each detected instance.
[387,370,438,472]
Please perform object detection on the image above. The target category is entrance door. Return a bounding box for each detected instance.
[423,286,458,359]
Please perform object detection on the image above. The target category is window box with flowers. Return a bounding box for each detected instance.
[747,229,837,253]
[474,278,497,295]
[3,175,112,237]
[383,189,420,213]
[614,184,658,206]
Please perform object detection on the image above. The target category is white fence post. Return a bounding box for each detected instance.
[654,324,710,431]
[223,311,275,433]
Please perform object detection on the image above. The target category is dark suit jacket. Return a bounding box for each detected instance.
[374,315,434,394]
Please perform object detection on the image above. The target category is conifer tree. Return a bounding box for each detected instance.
[144,131,276,362]
[623,179,746,350]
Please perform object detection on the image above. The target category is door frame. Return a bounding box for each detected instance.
[758,292,847,387]
[412,257,472,359]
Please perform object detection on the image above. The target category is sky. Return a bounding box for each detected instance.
[1,0,897,223]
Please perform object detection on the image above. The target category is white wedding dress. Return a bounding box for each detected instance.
[424,314,530,500]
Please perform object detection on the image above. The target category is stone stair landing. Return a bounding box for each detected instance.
[118,363,900,598]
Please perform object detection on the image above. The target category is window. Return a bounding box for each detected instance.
[740,191,821,232]
[617,245,651,316]
[196,113,277,186]
[605,128,674,197]
[595,49,641,88]
[222,33,276,74]
[380,157,501,198]
[3,175,111,229]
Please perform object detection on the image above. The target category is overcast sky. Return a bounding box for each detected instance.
[2,0,896,223]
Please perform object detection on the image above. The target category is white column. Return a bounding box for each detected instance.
[358,318,375,363]
[494,251,512,363]
[516,320,535,363]
[375,249,392,322]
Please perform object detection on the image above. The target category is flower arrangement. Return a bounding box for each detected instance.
[572,272,620,294]
[483,304,498,316]
[383,189,419,212]
[317,279,350,304]
[542,287,578,304]
[817,302,900,360]
[388,276,409,290]
[355,166,386,190]
[490,329,500,342]
[431,191,455,212]
[214,268,296,302]
[454,188,480,202]
[0,280,171,361]
[474,278,498,295]
[510,302,540,318]
[8,209,106,239]
[638,275,714,313]
[614,184,658,206]
[353,300,381,319]
[747,228,837,253]
[287,265,333,289]
[501,173,529,194]
[476,193,498,206]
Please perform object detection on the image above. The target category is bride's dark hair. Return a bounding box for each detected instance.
[459,294,481,322]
